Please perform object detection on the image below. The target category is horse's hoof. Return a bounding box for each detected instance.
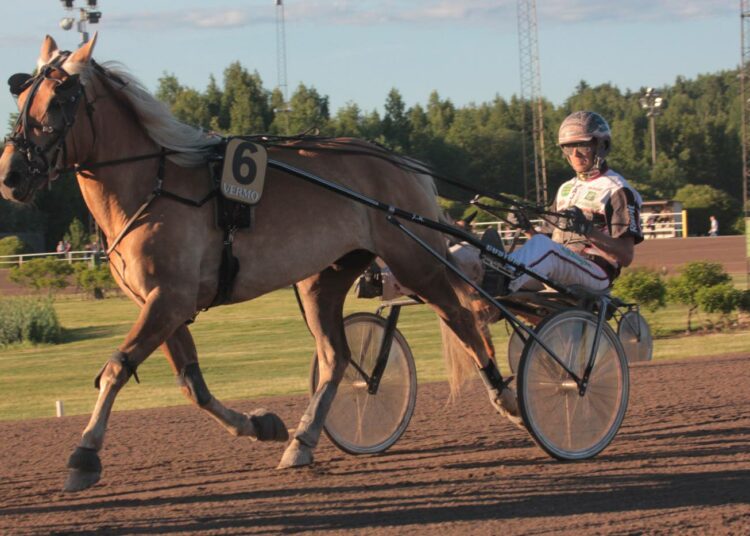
[64,469,101,492]
[249,409,289,442]
[277,439,313,469]
[64,446,102,491]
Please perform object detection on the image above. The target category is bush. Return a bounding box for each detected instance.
[74,263,117,299]
[0,235,27,257]
[438,197,466,220]
[0,297,61,345]
[738,289,750,312]
[612,267,666,312]
[667,261,733,331]
[696,283,741,316]
[9,257,74,292]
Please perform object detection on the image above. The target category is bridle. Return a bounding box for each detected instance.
[5,51,90,185]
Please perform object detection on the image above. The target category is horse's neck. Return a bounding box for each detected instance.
[75,92,161,242]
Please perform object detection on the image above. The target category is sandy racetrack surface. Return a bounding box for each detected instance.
[1,355,748,535]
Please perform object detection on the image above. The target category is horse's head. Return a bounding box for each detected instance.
[0,34,96,203]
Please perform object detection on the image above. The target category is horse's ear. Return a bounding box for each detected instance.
[67,32,98,66]
[39,35,59,64]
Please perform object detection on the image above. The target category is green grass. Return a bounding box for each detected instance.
[0,289,748,421]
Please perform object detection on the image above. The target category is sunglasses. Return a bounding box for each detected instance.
[561,142,595,156]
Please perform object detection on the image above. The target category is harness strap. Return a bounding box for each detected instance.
[104,151,218,256]
[209,226,240,308]
[105,189,159,256]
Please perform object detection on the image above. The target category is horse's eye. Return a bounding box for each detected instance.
[54,75,80,99]
[8,73,32,96]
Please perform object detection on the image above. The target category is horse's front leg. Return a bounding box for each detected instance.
[64,289,195,492]
[163,324,288,441]
[278,251,371,469]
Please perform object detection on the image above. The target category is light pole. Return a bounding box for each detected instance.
[639,87,664,166]
[60,0,102,46]
[59,0,103,248]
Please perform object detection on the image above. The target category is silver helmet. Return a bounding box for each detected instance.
[558,111,612,167]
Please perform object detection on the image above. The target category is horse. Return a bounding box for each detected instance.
[0,35,519,492]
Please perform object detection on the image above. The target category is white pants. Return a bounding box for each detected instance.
[507,234,610,292]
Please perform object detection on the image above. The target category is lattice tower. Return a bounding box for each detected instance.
[517,0,548,204]
[275,0,288,103]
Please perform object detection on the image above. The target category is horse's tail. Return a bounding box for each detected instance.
[439,251,498,401]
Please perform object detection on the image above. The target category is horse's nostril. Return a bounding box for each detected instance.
[3,170,21,188]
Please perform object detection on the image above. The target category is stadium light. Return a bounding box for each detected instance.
[639,87,665,166]
[58,1,102,45]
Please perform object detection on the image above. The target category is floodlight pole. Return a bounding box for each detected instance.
[639,87,664,167]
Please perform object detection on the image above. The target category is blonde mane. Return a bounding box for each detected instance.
[67,59,221,167]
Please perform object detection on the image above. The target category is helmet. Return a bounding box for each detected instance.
[558,110,611,154]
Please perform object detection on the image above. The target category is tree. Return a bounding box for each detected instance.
[282,83,330,135]
[0,236,27,257]
[426,91,455,135]
[221,62,272,135]
[204,74,223,131]
[667,261,731,331]
[155,73,183,108]
[172,88,211,129]
[612,268,667,312]
[673,184,740,236]
[331,102,364,137]
[74,263,117,299]
[64,218,88,251]
[382,88,411,151]
[696,283,741,327]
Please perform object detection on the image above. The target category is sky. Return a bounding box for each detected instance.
[0,1,740,127]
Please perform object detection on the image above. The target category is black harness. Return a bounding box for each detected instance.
[6,52,94,189]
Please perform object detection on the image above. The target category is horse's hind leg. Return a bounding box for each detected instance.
[278,250,373,469]
[162,324,288,441]
[389,261,522,426]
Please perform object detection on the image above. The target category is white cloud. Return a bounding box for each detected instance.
[184,10,251,29]
[104,1,735,31]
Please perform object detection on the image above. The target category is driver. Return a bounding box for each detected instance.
[484,110,643,294]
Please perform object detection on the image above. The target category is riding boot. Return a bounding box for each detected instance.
[481,270,509,297]
[479,229,510,296]
[480,228,505,252]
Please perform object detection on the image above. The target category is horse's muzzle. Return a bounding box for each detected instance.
[0,150,35,203]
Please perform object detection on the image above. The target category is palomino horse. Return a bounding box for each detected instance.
[0,35,519,492]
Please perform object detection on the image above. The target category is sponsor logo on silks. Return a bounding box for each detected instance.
[584,191,597,201]
[560,184,573,197]
[628,204,640,233]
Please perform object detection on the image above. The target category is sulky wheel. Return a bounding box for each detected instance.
[517,309,629,461]
[310,312,417,455]
[617,310,653,363]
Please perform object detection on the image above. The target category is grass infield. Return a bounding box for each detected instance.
[1,288,748,421]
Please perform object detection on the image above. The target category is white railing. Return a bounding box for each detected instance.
[640,211,686,239]
[471,210,687,241]
[0,250,105,268]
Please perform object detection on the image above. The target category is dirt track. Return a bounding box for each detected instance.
[1,354,749,535]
